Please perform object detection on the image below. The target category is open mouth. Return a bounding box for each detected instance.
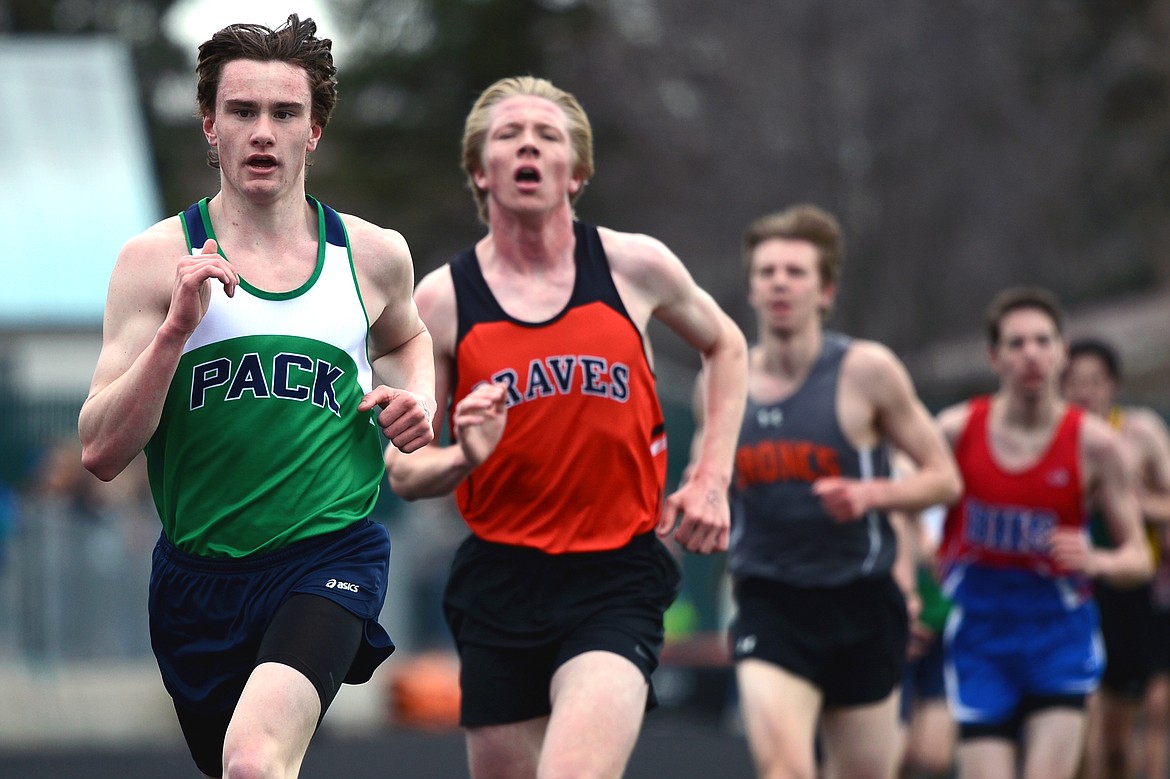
[514,166,541,184]
[247,155,277,169]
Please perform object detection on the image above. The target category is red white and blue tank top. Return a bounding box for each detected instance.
[940,395,1089,613]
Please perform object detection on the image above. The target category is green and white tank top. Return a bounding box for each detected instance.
[145,196,383,557]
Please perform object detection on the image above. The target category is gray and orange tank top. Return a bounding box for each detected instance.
[729,333,894,586]
[450,221,667,554]
[145,196,384,558]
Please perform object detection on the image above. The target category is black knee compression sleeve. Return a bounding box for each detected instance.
[256,593,364,720]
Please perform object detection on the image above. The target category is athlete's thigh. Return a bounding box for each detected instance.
[819,690,902,779]
[736,658,822,778]
[905,698,957,774]
[1143,671,1170,723]
[1095,685,1139,750]
[466,717,547,779]
[1020,707,1086,779]
[223,662,320,776]
[956,739,1017,779]
[541,650,648,779]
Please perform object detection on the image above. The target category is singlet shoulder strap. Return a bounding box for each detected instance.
[178,196,344,305]
[311,195,347,249]
[179,198,212,253]
[179,196,343,253]
[450,221,644,347]
[1054,403,1085,448]
[567,222,619,309]
[567,221,640,334]
[818,331,852,367]
[451,245,508,346]
[954,395,992,453]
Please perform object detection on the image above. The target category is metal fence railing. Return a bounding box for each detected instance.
[0,491,156,664]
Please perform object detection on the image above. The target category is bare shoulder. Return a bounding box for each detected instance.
[597,226,685,280]
[339,212,412,271]
[97,216,188,363]
[596,225,693,309]
[841,339,915,398]
[1125,406,1170,443]
[414,264,455,314]
[119,215,186,264]
[413,264,457,353]
[935,400,971,443]
[596,225,672,263]
[1080,410,1126,461]
[338,214,416,325]
[842,338,906,379]
[111,216,187,293]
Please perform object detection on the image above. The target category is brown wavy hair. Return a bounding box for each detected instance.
[195,14,337,169]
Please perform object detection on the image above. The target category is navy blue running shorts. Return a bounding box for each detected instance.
[148,519,395,717]
[900,635,947,722]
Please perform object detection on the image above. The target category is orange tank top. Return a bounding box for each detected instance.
[449,222,667,553]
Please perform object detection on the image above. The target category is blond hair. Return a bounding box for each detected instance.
[461,76,594,224]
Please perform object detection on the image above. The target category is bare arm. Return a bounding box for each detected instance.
[348,219,435,454]
[1129,408,1170,524]
[1059,414,1153,586]
[385,266,508,500]
[600,229,748,554]
[79,222,238,481]
[813,343,963,521]
[661,308,748,554]
[888,507,922,620]
[887,449,927,595]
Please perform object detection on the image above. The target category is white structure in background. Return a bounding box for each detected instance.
[0,36,162,397]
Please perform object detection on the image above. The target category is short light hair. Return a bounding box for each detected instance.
[461,76,594,225]
[984,286,1065,346]
[742,204,844,289]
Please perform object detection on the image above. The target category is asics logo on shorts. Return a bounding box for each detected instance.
[735,635,758,656]
[326,578,360,593]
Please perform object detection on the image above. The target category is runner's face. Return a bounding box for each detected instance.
[747,238,834,335]
[1062,354,1116,417]
[204,59,321,202]
[990,307,1066,399]
[473,95,582,219]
